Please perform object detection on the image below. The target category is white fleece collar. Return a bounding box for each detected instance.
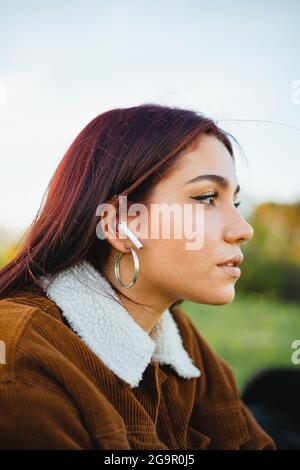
[37,259,201,388]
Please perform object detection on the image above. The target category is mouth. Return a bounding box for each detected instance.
[217,264,241,278]
[216,254,243,279]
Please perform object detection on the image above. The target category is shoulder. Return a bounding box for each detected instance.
[0,289,63,326]
[0,291,128,450]
[0,291,74,384]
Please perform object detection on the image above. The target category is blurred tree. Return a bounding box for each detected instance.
[238,201,300,303]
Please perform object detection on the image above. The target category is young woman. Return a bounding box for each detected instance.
[0,104,276,450]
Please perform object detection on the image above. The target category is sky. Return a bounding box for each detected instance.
[0,0,300,237]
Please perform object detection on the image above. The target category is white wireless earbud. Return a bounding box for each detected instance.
[118,221,143,250]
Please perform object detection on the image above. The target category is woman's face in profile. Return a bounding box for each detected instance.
[138,133,254,305]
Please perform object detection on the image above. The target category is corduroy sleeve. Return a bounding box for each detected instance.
[0,380,93,450]
[218,357,277,450]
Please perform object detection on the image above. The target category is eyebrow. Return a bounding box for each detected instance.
[185,174,240,195]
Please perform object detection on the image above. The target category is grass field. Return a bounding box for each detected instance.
[182,292,300,391]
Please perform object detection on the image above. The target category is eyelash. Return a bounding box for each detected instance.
[191,192,241,208]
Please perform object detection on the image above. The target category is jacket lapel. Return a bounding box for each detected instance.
[37,259,201,388]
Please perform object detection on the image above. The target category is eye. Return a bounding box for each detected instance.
[190,192,218,206]
[190,192,242,208]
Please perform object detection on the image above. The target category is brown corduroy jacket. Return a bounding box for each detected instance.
[0,287,276,450]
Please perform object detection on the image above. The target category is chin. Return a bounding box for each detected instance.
[183,276,239,304]
[211,285,236,305]
[188,284,236,306]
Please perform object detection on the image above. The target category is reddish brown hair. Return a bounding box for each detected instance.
[0,103,235,301]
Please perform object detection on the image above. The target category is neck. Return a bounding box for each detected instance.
[101,260,175,334]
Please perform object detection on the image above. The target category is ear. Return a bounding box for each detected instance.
[97,205,127,253]
[97,207,143,254]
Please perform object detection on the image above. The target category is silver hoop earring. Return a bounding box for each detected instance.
[114,247,140,289]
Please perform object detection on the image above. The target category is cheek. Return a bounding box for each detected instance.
[142,211,221,276]
[139,213,237,305]
[142,234,216,286]
[181,214,220,268]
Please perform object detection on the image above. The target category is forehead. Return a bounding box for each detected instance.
[170,133,237,186]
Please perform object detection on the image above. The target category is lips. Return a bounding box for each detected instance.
[217,265,241,278]
[217,254,243,278]
[217,254,244,267]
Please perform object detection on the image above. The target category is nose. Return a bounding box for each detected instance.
[223,213,254,245]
